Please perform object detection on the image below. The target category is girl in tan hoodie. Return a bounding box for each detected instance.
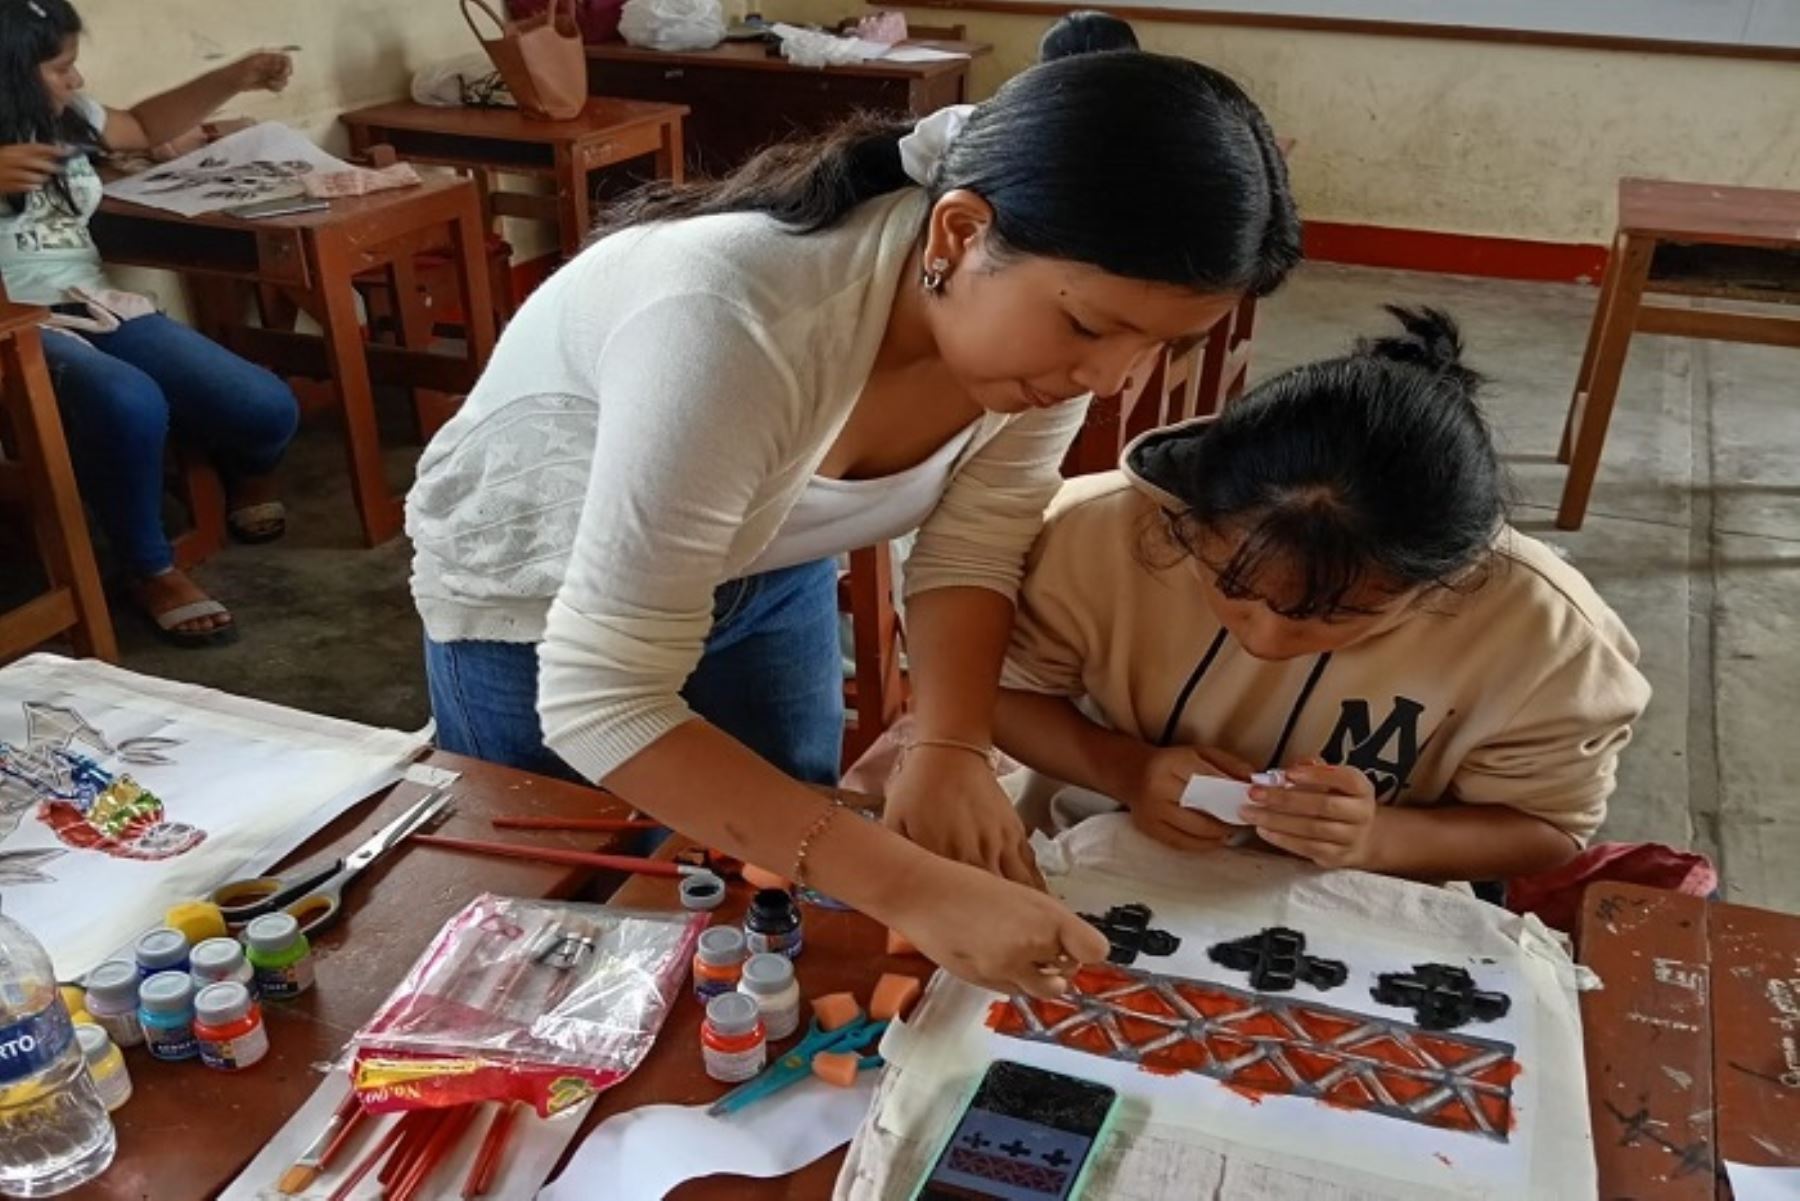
[996,307,1651,882]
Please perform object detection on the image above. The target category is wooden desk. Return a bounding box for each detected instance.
[587,40,988,175]
[340,98,689,260]
[1577,882,1799,1198]
[68,750,628,1201]
[0,303,116,662]
[89,177,496,547]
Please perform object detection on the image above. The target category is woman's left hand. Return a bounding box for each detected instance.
[233,51,294,95]
[884,744,1044,889]
[1242,759,1381,870]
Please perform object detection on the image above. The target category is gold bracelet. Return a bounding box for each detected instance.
[900,736,999,770]
[791,796,850,887]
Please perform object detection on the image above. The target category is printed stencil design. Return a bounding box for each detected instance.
[988,963,1518,1141]
[0,702,202,868]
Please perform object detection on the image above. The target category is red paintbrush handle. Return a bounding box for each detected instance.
[326,1116,408,1201]
[491,816,663,832]
[393,1103,480,1201]
[414,833,688,877]
[317,1099,367,1169]
[472,1102,522,1196]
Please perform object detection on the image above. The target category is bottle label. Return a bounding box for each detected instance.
[703,1041,767,1083]
[145,1022,199,1061]
[746,930,804,959]
[254,956,315,1000]
[199,1022,269,1071]
[0,1003,74,1084]
[694,977,736,1003]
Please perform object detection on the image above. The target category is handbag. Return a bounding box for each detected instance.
[461,0,588,121]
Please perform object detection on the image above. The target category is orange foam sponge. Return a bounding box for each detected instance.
[811,1050,862,1088]
[870,973,922,1022]
[811,992,862,1032]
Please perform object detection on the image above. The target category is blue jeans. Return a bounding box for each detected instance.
[42,314,300,576]
[426,557,845,785]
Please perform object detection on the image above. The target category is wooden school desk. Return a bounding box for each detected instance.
[0,303,116,663]
[67,750,634,1201]
[1576,882,1799,1197]
[339,98,689,261]
[88,177,496,548]
[587,40,989,175]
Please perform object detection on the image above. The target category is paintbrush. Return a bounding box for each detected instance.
[277,1090,361,1194]
[414,833,709,877]
[490,815,663,833]
[467,1101,522,1197]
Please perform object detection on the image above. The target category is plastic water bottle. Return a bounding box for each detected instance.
[0,907,115,1197]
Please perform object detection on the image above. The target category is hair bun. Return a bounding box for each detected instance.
[1360,305,1482,400]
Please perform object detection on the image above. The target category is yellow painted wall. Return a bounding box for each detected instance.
[770,0,1800,245]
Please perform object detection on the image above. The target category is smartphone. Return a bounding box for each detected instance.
[913,1060,1119,1201]
[224,193,329,220]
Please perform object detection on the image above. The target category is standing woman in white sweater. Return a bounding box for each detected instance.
[408,52,1300,998]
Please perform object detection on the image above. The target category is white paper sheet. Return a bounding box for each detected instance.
[1178,775,1252,825]
[0,655,424,978]
[1727,1163,1800,1201]
[220,1069,590,1201]
[540,1075,877,1201]
[840,817,1596,1200]
[881,45,971,62]
[768,25,971,63]
[104,122,353,216]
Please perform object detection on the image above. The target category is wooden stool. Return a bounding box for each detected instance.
[1558,178,1800,530]
[0,306,117,662]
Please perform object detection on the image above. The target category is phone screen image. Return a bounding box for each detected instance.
[918,1061,1117,1201]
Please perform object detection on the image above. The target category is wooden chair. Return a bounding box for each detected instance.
[840,543,905,767]
[1558,178,1800,530]
[0,305,117,663]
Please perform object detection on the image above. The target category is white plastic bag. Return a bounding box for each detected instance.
[410,54,515,108]
[617,0,725,52]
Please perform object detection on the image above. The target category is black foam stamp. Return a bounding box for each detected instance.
[1208,926,1349,993]
[1371,963,1511,1031]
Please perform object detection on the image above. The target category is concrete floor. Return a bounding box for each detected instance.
[75,262,1798,911]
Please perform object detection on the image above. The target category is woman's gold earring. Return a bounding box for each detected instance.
[922,257,950,294]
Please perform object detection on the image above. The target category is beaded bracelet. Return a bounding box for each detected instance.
[897,736,999,771]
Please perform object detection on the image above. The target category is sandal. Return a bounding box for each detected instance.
[143,598,239,648]
[227,501,287,545]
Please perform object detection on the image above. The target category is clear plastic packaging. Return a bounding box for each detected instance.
[350,895,703,1116]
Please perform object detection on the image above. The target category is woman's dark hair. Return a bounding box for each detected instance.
[1039,11,1139,60]
[1139,306,1505,618]
[600,52,1300,298]
[0,0,96,215]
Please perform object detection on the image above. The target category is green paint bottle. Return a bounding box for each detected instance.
[244,913,315,1000]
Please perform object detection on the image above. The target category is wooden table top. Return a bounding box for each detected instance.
[587,38,990,79]
[1620,177,1800,249]
[0,301,47,338]
[95,174,473,234]
[1577,882,1799,1198]
[339,96,690,145]
[66,751,630,1201]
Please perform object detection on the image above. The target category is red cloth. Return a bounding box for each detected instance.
[1506,842,1717,934]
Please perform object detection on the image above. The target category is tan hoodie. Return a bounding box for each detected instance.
[1002,466,1652,844]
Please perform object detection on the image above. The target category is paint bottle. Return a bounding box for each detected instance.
[190,937,257,997]
[737,953,802,1041]
[193,982,269,1072]
[693,926,749,1003]
[82,961,145,1049]
[138,971,199,1061]
[244,913,314,1000]
[164,900,229,946]
[701,991,767,1083]
[133,927,190,979]
[744,889,803,960]
[75,1024,133,1112]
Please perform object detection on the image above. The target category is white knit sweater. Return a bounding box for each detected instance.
[406,189,1087,783]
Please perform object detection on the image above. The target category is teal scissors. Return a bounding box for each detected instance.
[707,1014,888,1117]
[211,784,453,934]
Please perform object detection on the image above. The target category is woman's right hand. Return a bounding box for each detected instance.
[1106,742,1251,852]
[0,144,63,194]
[891,857,1110,999]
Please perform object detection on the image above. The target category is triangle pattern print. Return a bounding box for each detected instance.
[987,963,1518,1141]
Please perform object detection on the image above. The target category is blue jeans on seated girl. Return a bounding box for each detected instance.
[426,557,844,786]
[42,314,300,577]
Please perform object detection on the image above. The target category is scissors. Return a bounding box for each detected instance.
[707,1014,888,1117]
[212,785,453,935]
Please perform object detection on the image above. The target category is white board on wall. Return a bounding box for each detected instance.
[1014,0,1800,50]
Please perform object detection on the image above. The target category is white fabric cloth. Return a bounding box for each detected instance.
[896,104,972,187]
[406,188,1087,784]
[745,421,978,575]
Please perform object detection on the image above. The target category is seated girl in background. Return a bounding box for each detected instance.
[0,0,298,646]
[1039,11,1139,60]
[995,307,1652,881]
